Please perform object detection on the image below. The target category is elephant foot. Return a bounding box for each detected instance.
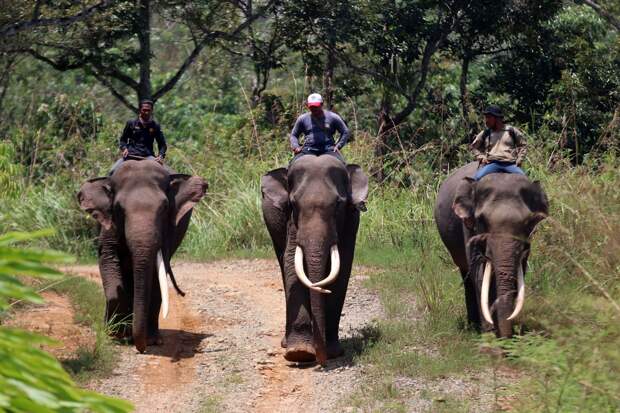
[284,342,316,363]
[147,333,163,346]
[326,341,344,359]
[281,335,287,348]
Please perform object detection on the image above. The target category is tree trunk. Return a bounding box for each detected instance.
[460,54,472,125]
[373,93,394,182]
[0,56,17,118]
[323,44,336,110]
[136,0,152,106]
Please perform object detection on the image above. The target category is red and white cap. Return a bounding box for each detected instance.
[307,93,323,107]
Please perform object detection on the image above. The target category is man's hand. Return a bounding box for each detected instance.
[155,156,164,165]
[293,147,302,154]
[122,148,129,158]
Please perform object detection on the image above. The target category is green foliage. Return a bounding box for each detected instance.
[0,230,133,412]
[0,142,23,199]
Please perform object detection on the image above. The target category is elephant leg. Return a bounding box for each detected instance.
[325,217,358,359]
[147,269,163,345]
[99,232,132,339]
[460,267,481,330]
[324,271,350,359]
[277,251,290,349]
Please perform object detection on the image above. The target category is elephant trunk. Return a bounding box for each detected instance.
[304,243,330,365]
[487,237,525,338]
[130,242,157,353]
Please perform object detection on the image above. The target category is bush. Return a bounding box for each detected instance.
[0,230,132,413]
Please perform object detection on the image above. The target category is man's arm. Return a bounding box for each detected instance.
[119,121,132,157]
[333,114,350,150]
[290,116,303,151]
[155,124,167,159]
[513,128,527,166]
[119,121,131,151]
[470,131,486,161]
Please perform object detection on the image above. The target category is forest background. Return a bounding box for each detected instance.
[0,0,618,411]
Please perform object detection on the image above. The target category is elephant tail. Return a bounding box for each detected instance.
[164,254,186,297]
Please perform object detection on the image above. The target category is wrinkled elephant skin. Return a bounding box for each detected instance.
[434,162,548,338]
[261,156,368,365]
[78,160,207,352]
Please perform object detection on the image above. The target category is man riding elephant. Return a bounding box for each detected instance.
[78,160,207,353]
[434,161,548,338]
[261,155,368,365]
[470,105,527,181]
[289,93,350,164]
[110,100,168,175]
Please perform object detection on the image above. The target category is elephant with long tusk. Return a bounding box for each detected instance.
[434,162,548,338]
[78,160,207,353]
[261,155,368,365]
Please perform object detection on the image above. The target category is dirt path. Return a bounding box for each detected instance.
[64,259,382,413]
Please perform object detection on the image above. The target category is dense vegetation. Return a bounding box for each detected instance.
[0,0,618,411]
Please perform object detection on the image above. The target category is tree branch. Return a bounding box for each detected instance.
[90,70,138,112]
[153,0,273,101]
[577,0,620,31]
[0,0,116,38]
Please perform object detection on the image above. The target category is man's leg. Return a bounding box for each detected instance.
[289,148,316,165]
[474,162,502,181]
[502,163,525,175]
[109,158,125,176]
[322,150,346,164]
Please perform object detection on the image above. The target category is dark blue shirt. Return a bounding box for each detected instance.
[290,111,350,152]
[119,119,167,158]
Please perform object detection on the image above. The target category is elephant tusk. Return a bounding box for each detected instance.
[481,261,494,325]
[157,250,170,319]
[507,264,525,321]
[311,245,340,288]
[294,246,332,294]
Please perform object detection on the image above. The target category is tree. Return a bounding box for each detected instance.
[576,0,620,31]
[330,0,464,179]
[4,0,272,111]
[279,0,359,109]
[219,0,286,107]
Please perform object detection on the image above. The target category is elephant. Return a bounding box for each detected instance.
[261,155,368,365]
[434,161,548,338]
[77,159,207,352]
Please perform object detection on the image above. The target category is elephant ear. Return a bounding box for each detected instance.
[169,174,208,226]
[261,168,289,210]
[521,180,549,231]
[77,177,114,230]
[347,164,369,211]
[452,177,476,229]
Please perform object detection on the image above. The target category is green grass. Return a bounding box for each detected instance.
[50,275,119,383]
[198,395,223,413]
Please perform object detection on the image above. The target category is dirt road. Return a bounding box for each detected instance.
[68,259,382,413]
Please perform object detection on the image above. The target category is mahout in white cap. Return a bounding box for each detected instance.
[307,93,323,107]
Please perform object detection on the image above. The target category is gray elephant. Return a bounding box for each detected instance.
[77,160,207,352]
[434,161,548,337]
[261,155,368,365]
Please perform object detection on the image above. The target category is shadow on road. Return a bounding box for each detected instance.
[146,329,211,362]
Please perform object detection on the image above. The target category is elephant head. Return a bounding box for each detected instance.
[261,155,368,364]
[452,173,548,337]
[78,160,207,352]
